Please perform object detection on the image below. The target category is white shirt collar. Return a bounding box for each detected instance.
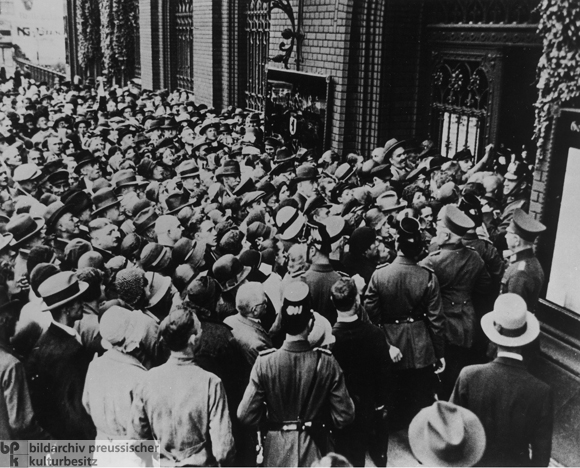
[52,320,82,345]
[336,313,358,323]
[497,351,523,361]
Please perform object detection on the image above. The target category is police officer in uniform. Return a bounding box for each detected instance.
[420,205,492,400]
[237,282,355,467]
[502,208,546,311]
[365,217,445,428]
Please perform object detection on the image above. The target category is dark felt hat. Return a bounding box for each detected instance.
[73,150,98,174]
[164,191,196,215]
[6,214,45,249]
[92,188,121,216]
[212,254,251,292]
[294,163,319,183]
[134,207,159,235]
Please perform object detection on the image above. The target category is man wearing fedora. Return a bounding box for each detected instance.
[92,187,126,227]
[0,289,51,439]
[73,150,102,193]
[216,160,242,199]
[450,293,553,467]
[293,163,320,212]
[6,214,46,296]
[408,401,486,467]
[25,271,97,440]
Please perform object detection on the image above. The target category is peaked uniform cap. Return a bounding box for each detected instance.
[440,205,474,236]
[509,208,546,242]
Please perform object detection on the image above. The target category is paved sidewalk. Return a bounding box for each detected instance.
[362,428,420,467]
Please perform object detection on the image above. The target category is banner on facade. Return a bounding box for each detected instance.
[10,0,66,67]
[265,68,331,156]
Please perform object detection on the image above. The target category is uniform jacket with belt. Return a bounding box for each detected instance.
[237,339,355,467]
[420,243,492,348]
[365,255,445,369]
[450,356,553,467]
[25,323,96,440]
[501,248,545,312]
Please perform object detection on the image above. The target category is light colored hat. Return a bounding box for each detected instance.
[38,271,88,311]
[100,305,147,353]
[409,401,486,467]
[376,190,406,213]
[13,163,42,182]
[480,293,540,347]
[276,206,306,241]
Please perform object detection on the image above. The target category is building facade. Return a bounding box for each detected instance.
[64,0,580,464]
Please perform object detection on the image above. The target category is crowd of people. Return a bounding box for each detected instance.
[0,71,554,467]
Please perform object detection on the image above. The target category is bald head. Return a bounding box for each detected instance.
[236,282,266,318]
[155,215,183,247]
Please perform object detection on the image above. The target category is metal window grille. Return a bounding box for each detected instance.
[175,0,193,91]
[429,0,539,24]
[431,58,490,159]
[133,0,141,78]
[245,0,270,111]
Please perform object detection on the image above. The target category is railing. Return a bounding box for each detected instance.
[13,57,66,87]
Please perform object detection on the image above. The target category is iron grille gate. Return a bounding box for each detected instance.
[245,0,270,111]
[431,58,490,159]
[175,0,194,91]
[133,0,141,78]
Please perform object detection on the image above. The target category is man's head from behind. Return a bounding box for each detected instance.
[236,282,266,320]
[330,277,358,314]
[159,303,202,353]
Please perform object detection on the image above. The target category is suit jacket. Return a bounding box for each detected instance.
[237,340,355,467]
[0,344,49,439]
[331,319,390,426]
[420,243,492,348]
[501,248,545,312]
[450,356,553,467]
[365,255,445,369]
[26,324,96,440]
[223,313,273,368]
[303,263,342,325]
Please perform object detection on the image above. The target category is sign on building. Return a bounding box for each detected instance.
[10,0,66,67]
[265,68,331,156]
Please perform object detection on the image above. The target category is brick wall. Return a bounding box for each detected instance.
[267,0,426,157]
[269,0,354,155]
[530,155,548,220]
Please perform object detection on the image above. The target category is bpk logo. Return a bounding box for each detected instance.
[0,441,20,466]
